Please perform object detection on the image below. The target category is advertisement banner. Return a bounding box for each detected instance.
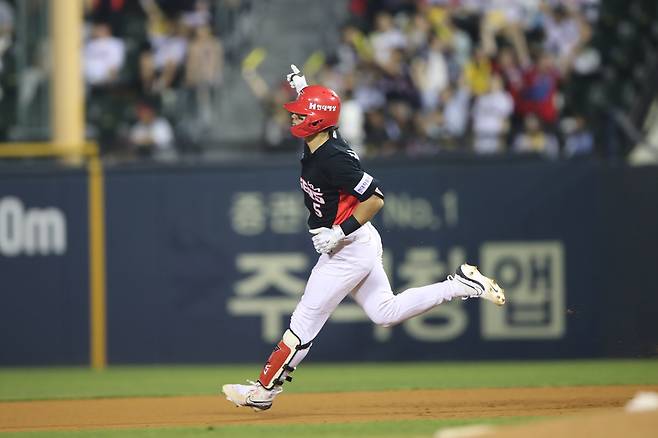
[1,162,656,364]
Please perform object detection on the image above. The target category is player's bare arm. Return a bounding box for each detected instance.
[351,193,384,225]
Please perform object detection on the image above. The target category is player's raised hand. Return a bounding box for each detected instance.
[309,226,345,254]
[286,64,308,94]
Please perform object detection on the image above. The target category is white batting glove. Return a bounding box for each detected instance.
[286,64,308,94]
[309,226,345,254]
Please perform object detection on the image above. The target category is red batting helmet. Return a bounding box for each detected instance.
[283,85,341,138]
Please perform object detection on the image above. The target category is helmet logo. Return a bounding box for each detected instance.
[308,102,337,111]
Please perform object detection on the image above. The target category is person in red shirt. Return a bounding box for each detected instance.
[518,51,561,127]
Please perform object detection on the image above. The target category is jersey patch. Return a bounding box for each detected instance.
[354,172,373,195]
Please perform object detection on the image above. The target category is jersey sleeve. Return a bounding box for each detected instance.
[323,150,382,202]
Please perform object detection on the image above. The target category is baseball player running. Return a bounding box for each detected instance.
[222,65,505,411]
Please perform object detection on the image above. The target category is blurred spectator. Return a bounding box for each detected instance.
[407,110,442,156]
[353,64,386,111]
[563,115,594,158]
[185,24,223,88]
[83,21,126,87]
[336,24,369,74]
[317,57,346,97]
[434,11,472,72]
[385,99,415,153]
[411,32,449,111]
[242,66,297,152]
[518,51,560,127]
[513,114,559,159]
[184,24,223,129]
[541,3,592,75]
[406,12,432,54]
[440,80,470,142]
[463,47,493,96]
[493,46,524,111]
[140,21,188,94]
[378,48,419,107]
[471,74,514,154]
[480,0,530,67]
[338,88,366,155]
[370,11,407,67]
[128,100,176,160]
[366,109,398,156]
[139,0,188,94]
[140,0,171,43]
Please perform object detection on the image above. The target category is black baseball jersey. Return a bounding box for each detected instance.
[299,132,382,229]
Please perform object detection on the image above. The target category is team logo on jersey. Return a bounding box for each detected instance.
[300,177,325,204]
[308,102,337,112]
[300,177,325,217]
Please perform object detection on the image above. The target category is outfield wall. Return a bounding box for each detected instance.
[1,160,657,365]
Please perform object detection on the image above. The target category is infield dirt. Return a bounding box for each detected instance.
[1,385,656,433]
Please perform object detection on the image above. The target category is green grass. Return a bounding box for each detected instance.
[1,360,656,437]
[0,417,534,438]
[0,359,657,401]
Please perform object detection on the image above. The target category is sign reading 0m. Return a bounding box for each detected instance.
[0,196,67,257]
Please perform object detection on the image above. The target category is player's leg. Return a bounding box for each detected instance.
[352,261,504,327]
[351,229,504,327]
[222,327,308,411]
[287,254,373,342]
[258,249,375,383]
[223,238,377,410]
[350,260,460,327]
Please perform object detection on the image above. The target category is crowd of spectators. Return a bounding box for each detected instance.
[0,0,643,163]
[287,0,601,160]
[82,0,232,160]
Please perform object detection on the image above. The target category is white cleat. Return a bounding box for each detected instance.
[452,263,506,306]
[222,380,282,412]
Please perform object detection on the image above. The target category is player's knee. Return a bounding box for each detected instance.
[366,299,400,327]
[369,312,397,328]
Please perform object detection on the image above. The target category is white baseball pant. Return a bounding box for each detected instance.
[289,222,468,345]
